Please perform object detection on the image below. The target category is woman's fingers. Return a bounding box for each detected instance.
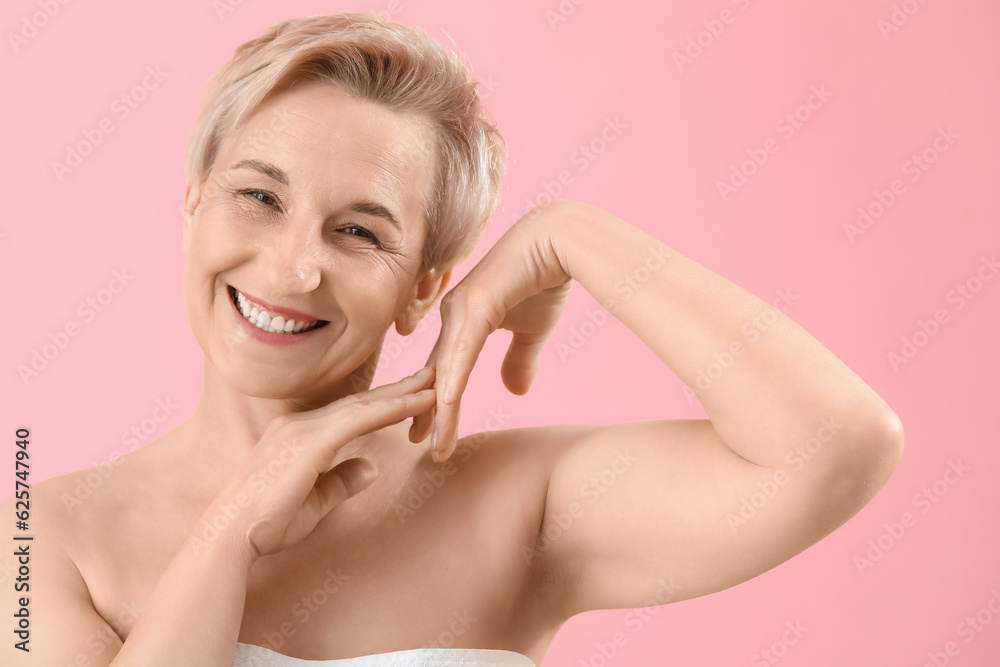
[431,400,461,462]
[311,457,379,515]
[430,318,494,462]
[312,388,438,463]
[500,331,547,395]
[264,457,379,552]
[235,377,437,558]
[309,365,435,421]
[437,303,496,407]
[408,339,444,444]
[408,402,435,444]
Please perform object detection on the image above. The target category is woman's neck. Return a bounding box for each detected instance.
[172,355,397,497]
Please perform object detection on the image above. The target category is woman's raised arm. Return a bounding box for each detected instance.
[418,198,903,619]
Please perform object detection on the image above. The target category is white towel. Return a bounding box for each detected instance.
[232,642,537,667]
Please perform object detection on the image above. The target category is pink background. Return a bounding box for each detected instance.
[3,0,999,665]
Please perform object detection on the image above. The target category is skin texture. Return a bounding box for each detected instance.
[1,80,904,667]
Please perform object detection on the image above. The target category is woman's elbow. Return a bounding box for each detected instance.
[830,408,905,509]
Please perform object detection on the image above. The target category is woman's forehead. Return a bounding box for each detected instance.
[219,81,436,206]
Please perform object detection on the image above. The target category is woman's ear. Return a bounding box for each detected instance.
[395,266,451,336]
[181,180,202,255]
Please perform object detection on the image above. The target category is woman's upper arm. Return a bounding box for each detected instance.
[524,417,900,622]
[1,491,123,666]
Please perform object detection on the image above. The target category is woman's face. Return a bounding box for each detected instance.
[181,79,442,402]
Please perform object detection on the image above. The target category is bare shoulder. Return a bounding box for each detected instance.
[21,453,141,552]
[0,457,130,585]
[0,469,126,664]
[2,467,90,553]
[450,419,600,469]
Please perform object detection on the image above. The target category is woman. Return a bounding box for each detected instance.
[4,12,903,667]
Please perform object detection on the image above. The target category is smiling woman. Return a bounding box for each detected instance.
[181,78,446,397]
[2,10,904,667]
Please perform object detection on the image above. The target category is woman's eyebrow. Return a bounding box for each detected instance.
[351,201,400,228]
[231,158,289,185]
[230,157,401,228]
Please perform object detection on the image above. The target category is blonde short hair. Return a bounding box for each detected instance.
[184,13,505,271]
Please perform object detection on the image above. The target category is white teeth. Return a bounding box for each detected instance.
[232,288,323,334]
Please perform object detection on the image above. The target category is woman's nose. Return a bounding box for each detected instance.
[258,221,323,295]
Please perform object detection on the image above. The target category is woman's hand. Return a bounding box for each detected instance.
[410,199,578,463]
[197,368,437,561]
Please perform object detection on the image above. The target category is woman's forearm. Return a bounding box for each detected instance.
[110,509,256,666]
[550,200,902,472]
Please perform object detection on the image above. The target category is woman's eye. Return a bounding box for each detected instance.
[240,189,278,207]
[341,226,381,245]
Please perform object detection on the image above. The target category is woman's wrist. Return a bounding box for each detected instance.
[544,199,665,315]
[528,198,610,283]
[189,502,260,572]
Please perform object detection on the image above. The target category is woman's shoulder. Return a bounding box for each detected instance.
[2,441,168,558]
[448,420,599,473]
[4,455,132,546]
[0,467,98,589]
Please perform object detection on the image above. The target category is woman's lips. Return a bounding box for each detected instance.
[227,285,330,344]
[228,285,327,324]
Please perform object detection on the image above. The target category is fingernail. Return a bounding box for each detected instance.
[431,449,439,463]
[430,426,437,452]
[440,383,449,404]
